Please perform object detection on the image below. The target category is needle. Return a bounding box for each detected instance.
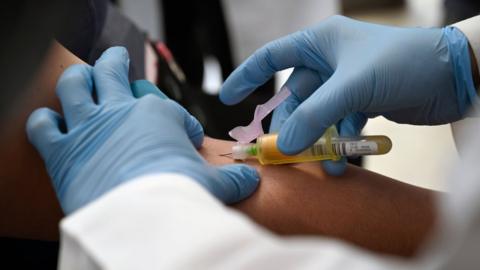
[219,152,233,158]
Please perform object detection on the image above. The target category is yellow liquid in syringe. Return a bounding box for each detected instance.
[232,127,392,165]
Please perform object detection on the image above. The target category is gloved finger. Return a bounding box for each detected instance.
[220,32,306,105]
[178,103,204,149]
[277,72,360,155]
[320,113,367,176]
[56,64,95,130]
[321,158,347,176]
[131,79,169,99]
[26,108,64,156]
[269,67,323,132]
[93,47,133,103]
[210,164,260,204]
[131,80,204,148]
[269,96,300,133]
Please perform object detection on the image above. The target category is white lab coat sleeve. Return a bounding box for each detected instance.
[454,15,480,92]
[58,173,408,270]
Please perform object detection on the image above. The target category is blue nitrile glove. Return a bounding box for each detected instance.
[26,47,259,214]
[220,15,478,175]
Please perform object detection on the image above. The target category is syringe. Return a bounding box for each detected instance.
[231,127,392,165]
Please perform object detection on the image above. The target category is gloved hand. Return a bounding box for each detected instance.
[26,47,259,214]
[220,16,478,176]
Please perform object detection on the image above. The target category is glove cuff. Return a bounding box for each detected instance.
[443,26,480,117]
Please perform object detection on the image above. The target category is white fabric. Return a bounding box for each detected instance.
[59,18,480,269]
[59,174,408,270]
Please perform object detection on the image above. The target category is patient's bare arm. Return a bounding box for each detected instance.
[0,42,436,258]
[0,41,83,241]
[201,137,436,257]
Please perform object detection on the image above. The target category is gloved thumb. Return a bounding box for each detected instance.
[131,80,204,148]
[26,108,64,157]
[210,164,260,204]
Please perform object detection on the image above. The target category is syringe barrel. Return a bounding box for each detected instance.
[254,127,392,165]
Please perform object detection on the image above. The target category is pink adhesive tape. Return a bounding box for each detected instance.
[229,86,291,143]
